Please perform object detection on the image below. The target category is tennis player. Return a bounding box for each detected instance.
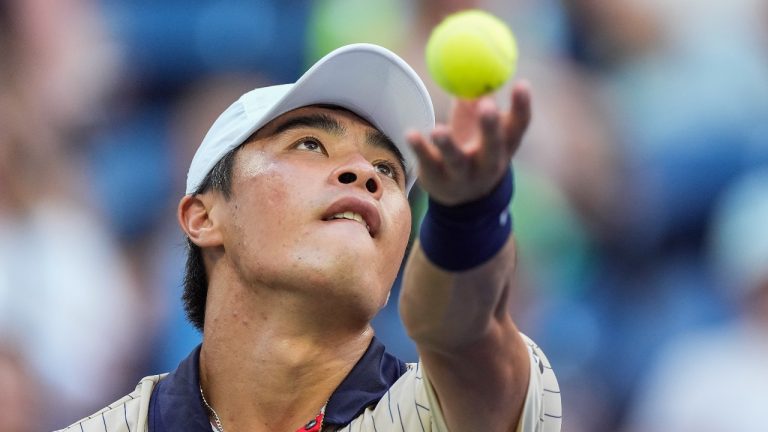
[59,43,561,432]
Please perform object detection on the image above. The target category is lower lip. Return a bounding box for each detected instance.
[324,219,373,237]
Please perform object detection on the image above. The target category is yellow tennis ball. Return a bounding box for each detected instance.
[426,10,518,99]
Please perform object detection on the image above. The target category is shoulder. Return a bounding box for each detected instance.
[333,362,436,431]
[55,374,166,432]
[341,333,561,432]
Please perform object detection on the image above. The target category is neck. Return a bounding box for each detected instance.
[199,277,374,431]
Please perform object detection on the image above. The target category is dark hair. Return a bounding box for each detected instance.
[182,145,241,332]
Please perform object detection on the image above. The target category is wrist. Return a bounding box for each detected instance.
[419,169,514,271]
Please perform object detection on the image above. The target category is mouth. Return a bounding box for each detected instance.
[326,211,370,233]
[322,197,381,238]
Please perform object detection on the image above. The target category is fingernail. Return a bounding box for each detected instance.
[478,97,496,112]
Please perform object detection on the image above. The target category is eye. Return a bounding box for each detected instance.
[293,137,327,155]
[374,160,399,181]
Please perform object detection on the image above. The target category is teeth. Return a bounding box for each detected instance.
[331,212,370,232]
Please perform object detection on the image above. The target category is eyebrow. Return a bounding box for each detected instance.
[271,110,407,183]
[273,113,346,137]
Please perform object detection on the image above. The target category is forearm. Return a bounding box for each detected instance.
[400,236,518,350]
[400,237,530,432]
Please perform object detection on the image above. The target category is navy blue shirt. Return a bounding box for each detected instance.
[147,337,407,431]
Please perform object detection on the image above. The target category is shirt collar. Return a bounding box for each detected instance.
[148,344,210,431]
[148,337,406,431]
[324,336,407,425]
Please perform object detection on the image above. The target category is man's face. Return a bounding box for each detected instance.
[211,106,412,320]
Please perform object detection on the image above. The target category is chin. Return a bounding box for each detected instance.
[289,250,392,317]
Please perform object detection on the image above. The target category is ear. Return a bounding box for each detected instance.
[178,194,224,248]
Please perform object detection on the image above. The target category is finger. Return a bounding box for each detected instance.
[407,129,445,177]
[431,125,468,172]
[450,98,481,145]
[477,97,504,164]
[504,80,532,155]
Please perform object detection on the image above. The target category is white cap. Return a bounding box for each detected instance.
[186,43,435,195]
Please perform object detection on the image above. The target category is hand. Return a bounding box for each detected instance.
[407,81,531,206]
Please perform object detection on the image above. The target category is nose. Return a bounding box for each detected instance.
[330,155,383,198]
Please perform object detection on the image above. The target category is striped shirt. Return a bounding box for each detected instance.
[58,334,560,432]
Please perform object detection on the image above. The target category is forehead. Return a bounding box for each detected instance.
[257,105,377,136]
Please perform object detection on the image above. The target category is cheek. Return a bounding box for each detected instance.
[396,206,412,248]
[226,166,321,282]
[230,160,308,244]
[384,197,413,258]
[239,151,275,178]
[236,153,316,210]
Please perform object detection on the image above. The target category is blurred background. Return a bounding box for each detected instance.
[1,0,767,430]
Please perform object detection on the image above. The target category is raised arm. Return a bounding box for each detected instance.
[400,82,532,432]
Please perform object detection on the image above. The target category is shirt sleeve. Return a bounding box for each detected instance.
[515,333,562,432]
[420,333,562,432]
[347,333,561,432]
[56,374,162,432]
